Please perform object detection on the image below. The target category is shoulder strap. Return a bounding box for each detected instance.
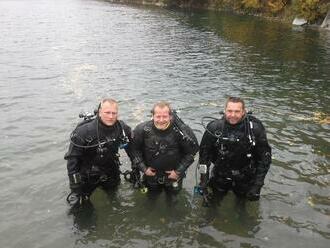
[118,120,127,138]
[246,114,256,147]
[172,111,198,147]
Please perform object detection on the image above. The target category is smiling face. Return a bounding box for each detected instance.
[153,105,172,130]
[99,101,118,126]
[225,101,245,125]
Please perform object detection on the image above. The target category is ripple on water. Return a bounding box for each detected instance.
[0,0,330,247]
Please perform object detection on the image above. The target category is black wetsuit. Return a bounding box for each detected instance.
[64,117,134,198]
[199,115,271,200]
[133,120,198,192]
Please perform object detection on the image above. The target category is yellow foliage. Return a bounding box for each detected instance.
[267,0,287,13]
[242,0,262,9]
[209,0,328,21]
[294,0,329,22]
[312,112,330,125]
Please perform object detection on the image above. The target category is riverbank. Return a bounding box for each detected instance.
[108,0,329,28]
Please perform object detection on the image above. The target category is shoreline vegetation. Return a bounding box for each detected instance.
[108,0,330,28]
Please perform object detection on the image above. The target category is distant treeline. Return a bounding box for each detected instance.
[166,0,329,22]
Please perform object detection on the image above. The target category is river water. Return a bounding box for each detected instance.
[0,0,329,247]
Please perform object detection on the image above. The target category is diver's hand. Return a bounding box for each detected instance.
[145,167,156,176]
[165,170,179,180]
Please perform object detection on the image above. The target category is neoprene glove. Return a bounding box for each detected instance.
[246,185,262,201]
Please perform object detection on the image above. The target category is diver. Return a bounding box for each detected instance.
[132,101,199,200]
[64,98,135,209]
[199,96,271,205]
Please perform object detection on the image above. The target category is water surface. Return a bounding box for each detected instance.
[0,0,329,247]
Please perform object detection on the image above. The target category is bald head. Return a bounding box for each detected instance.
[99,99,118,126]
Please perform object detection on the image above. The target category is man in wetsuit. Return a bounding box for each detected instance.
[132,101,198,197]
[199,97,271,202]
[64,99,135,208]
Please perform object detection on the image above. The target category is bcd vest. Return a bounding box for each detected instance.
[213,117,256,173]
[142,122,183,172]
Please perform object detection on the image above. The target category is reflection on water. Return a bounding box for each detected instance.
[72,189,264,247]
[0,0,329,247]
